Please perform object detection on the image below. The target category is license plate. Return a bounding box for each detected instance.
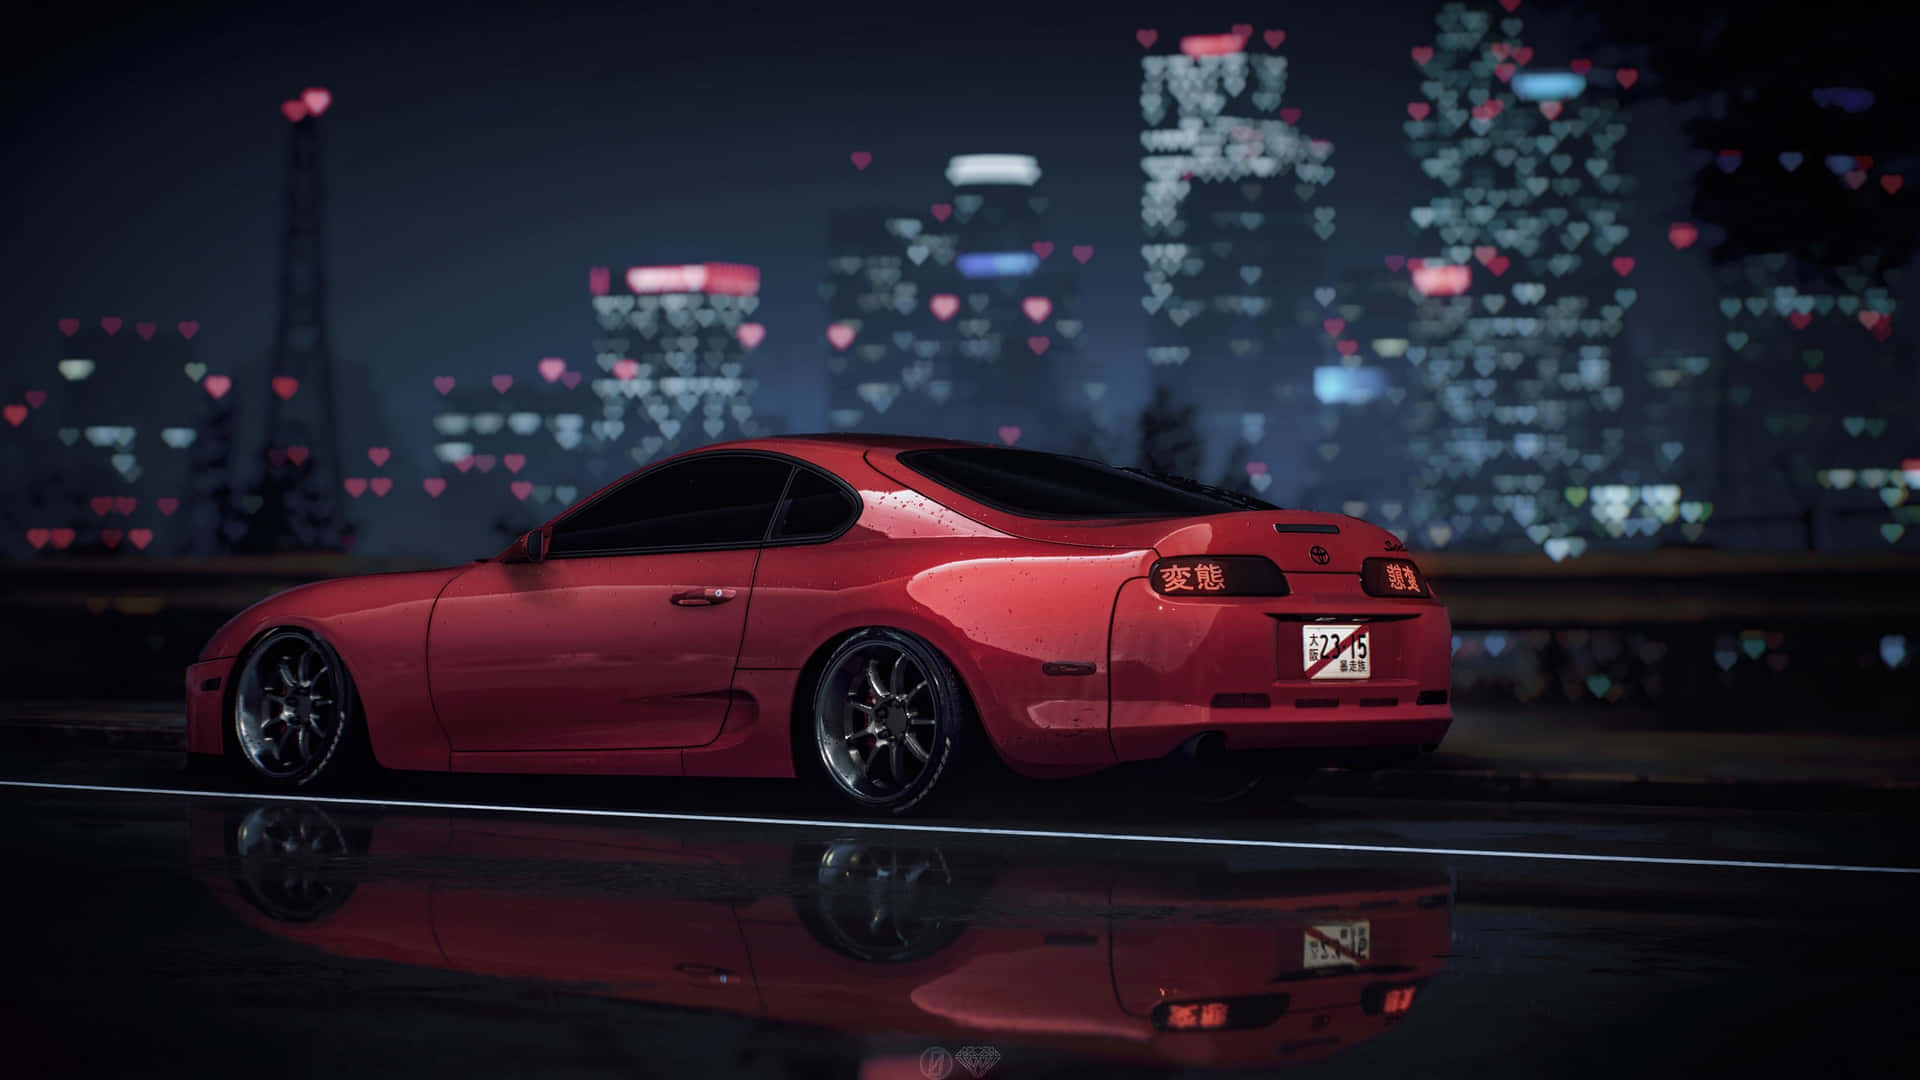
[1303,920,1371,968]
[1303,624,1370,680]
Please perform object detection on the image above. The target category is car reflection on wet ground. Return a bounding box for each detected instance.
[2,780,1916,1078]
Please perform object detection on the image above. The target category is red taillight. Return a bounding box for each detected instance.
[1361,557,1429,598]
[1151,994,1290,1032]
[1150,556,1291,597]
[1363,981,1424,1018]
[1162,1002,1231,1030]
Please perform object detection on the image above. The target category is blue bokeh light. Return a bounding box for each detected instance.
[956,252,1041,278]
[1512,71,1586,102]
[1313,366,1390,405]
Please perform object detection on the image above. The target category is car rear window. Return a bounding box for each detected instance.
[897,447,1251,519]
[771,466,860,540]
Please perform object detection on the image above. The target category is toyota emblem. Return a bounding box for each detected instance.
[1309,545,1331,565]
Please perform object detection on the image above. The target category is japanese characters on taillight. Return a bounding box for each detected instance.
[1150,556,1291,597]
[1361,557,1430,598]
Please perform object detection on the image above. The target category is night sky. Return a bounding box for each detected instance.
[4,0,1725,556]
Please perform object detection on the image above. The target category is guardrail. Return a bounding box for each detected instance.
[1423,550,1920,627]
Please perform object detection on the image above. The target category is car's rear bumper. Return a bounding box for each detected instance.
[1108,576,1452,763]
[185,657,232,758]
[1112,706,1453,762]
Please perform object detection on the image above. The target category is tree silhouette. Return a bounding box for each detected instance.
[1546,0,1919,284]
[489,508,537,549]
[1063,424,1115,466]
[1136,383,1202,476]
[1216,439,1256,496]
[186,396,244,555]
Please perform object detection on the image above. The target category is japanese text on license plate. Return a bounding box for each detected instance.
[1304,625,1369,679]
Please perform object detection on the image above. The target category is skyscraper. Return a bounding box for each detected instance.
[823,155,1089,451]
[5,317,214,557]
[1709,252,1912,549]
[588,261,770,471]
[426,366,596,548]
[412,262,772,554]
[1401,2,1645,555]
[1289,265,1422,537]
[824,207,943,433]
[1139,28,1336,490]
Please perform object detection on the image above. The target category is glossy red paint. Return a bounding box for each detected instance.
[1110,572,1451,762]
[738,529,1148,775]
[190,806,1451,1070]
[187,434,1452,782]
[430,550,756,751]
[192,567,468,770]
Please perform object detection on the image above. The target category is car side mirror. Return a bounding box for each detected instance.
[503,528,546,564]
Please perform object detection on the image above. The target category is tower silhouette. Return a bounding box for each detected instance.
[238,87,351,553]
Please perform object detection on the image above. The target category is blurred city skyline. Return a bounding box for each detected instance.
[4,0,1915,561]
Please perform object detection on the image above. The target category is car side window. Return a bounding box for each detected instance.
[770,467,859,540]
[548,455,794,556]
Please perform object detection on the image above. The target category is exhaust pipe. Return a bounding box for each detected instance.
[1173,730,1228,768]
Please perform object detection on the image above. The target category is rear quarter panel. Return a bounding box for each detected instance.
[736,475,1154,777]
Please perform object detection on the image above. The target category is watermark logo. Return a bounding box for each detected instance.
[920,1045,1001,1079]
[918,1047,954,1080]
[955,1046,1002,1077]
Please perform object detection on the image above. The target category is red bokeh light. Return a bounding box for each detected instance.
[625,263,761,296]
[1411,264,1472,297]
[1180,33,1245,57]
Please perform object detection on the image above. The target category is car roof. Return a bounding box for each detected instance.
[723,433,992,453]
[539,434,1072,533]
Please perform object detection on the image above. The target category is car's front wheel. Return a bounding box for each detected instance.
[810,629,967,815]
[231,628,361,788]
[226,803,363,921]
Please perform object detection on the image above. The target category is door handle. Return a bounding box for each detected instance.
[671,588,737,606]
[675,963,738,985]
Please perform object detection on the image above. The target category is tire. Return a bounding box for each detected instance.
[806,628,968,815]
[224,803,363,922]
[789,838,971,962]
[229,628,364,789]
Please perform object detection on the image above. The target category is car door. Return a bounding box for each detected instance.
[427,452,794,752]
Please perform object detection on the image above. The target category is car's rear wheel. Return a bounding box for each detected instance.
[231,629,361,788]
[791,839,971,962]
[810,629,966,815]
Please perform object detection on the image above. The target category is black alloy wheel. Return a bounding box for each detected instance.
[811,628,968,814]
[232,628,360,788]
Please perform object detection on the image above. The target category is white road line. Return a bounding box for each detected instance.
[3,779,1916,876]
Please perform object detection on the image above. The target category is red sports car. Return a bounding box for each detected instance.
[186,435,1452,812]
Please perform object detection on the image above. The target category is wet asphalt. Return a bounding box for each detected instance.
[1,747,1916,1078]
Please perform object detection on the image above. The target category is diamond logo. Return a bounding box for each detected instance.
[954,1046,1001,1078]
